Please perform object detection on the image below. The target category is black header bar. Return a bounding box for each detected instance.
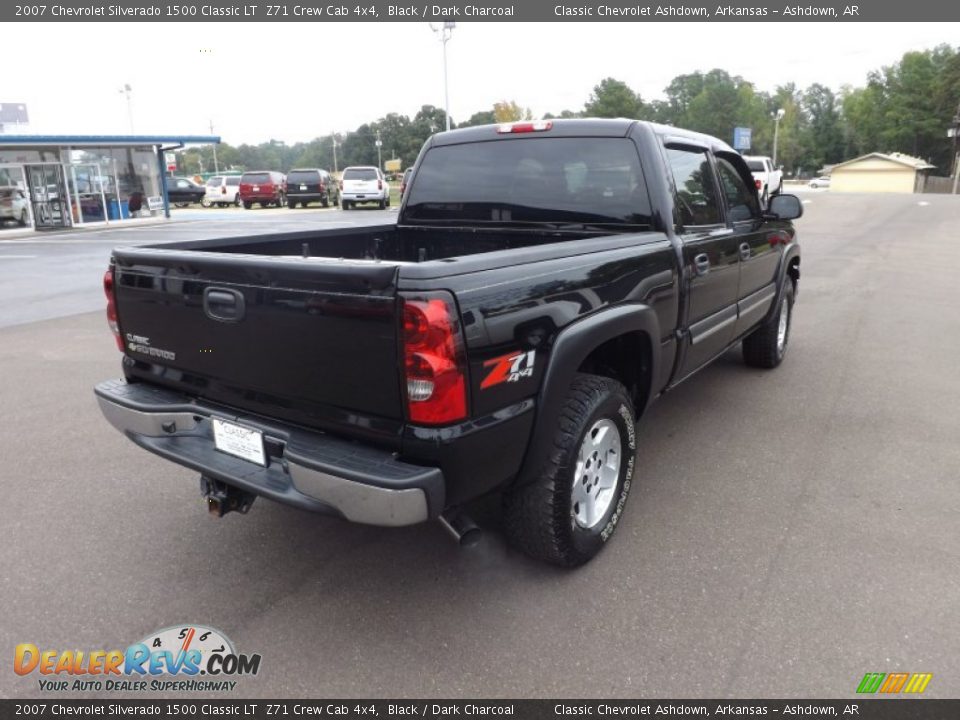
[3,0,960,22]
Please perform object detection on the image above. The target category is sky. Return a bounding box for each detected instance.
[2,21,958,145]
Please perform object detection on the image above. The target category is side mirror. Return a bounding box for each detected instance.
[765,194,803,220]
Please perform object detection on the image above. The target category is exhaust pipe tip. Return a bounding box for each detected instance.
[439,510,482,548]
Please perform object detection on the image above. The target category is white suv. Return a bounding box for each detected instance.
[340,166,390,210]
[202,175,241,207]
[0,186,29,226]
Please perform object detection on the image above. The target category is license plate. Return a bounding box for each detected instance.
[252,185,260,191]
[299,184,307,191]
[212,418,265,466]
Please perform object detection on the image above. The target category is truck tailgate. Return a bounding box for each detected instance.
[112,248,405,425]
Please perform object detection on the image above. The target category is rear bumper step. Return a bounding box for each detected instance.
[94,379,443,526]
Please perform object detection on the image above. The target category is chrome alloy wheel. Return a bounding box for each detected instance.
[777,296,790,354]
[572,418,621,529]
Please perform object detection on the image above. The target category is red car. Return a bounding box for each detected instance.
[238,171,286,209]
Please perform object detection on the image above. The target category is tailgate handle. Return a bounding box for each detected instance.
[203,287,245,323]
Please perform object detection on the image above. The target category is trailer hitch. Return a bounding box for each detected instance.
[200,475,257,517]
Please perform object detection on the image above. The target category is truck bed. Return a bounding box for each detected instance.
[153,223,608,264]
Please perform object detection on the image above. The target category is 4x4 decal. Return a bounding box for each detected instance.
[481,350,536,389]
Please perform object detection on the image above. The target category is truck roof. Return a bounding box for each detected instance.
[429,118,735,154]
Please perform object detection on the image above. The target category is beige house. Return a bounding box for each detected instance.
[829,152,935,193]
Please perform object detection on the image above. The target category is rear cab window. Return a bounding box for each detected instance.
[242,173,271,184]
[404,137,653,229]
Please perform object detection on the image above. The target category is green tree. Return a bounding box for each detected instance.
[584,77,644,118]
[493,101,532,123]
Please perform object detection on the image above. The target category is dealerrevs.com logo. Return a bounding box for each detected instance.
[14,625,261,693]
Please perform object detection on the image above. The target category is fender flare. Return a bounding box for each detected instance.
[516,304,662,486]
[764,244,801,324]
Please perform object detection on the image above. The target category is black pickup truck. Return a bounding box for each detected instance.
[95,119,802,566]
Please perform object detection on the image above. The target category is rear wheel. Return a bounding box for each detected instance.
[243,201,252,209]
[385,194,391,208]
[378,198,386,209]
[342,201,350,210]
[18,209,28,226]
[320,196,329,208]
[504,373,637,567]
[287,199,296,209]
[743,279,795,368]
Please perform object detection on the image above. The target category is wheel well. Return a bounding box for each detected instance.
[577,332,653,417]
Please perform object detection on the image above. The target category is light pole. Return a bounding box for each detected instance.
[772,108,785,168]
[119,84,134,133]
[429,21,456,132]
[331,135,338,174]
[208,120,219,174]
[375,129,382,171]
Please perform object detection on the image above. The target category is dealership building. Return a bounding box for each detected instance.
[0,135,218,231]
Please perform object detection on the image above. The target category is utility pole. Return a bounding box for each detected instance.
[375,129,382,172]
[951,101,960,194]
[331,135,338,174]
[772,108,785,168]
[119,84,134,133]
[209,120,219,174]
[429,21,456,132]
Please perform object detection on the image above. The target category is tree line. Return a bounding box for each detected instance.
[178,44,960,179]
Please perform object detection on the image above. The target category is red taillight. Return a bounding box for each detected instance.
[103,267,123,351]
[497,121,553,134]
[755,179,762,189]
[401,295,467,425]
[378,178,383,190]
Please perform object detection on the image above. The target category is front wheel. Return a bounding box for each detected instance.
[504,373,637,567]
[743,279,795,368]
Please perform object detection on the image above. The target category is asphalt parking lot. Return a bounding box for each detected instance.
[1,194,958,698]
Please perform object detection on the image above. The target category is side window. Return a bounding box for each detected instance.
[716,157,760,222]
[665,147,721,227]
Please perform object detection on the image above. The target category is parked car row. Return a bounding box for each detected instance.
[168,166,398,211]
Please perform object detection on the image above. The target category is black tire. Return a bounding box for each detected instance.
[385,195,391,208]
[342,201,350,210]
[378,198,386,209]
[243,201,252,209]
[287,200,296,209]
[743,278,795,369]
[320,196,329,208]
[18,209,27,227]
[503,373,637,567]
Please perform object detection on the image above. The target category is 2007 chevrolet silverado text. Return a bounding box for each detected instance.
[96,120,802,566]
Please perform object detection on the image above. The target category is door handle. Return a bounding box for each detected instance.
[693,253,710,276]
[739,242,752,260]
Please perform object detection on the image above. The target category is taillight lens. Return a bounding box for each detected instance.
[103,267,123,351]
[378,178,383,190]
[401,294,467,425]
[755,179,762,189]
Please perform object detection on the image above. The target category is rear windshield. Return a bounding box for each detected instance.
[206,177,223,187]
[241,173,271,184]
[287,170,321,183]
[225,177,240,186]
[746,160,765,172]
[343,168,378,181]
[404,138,652,228]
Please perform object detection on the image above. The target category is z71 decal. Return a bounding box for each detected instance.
[481,350,536,389]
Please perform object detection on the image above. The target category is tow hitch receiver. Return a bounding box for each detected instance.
[200,475,257,517]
